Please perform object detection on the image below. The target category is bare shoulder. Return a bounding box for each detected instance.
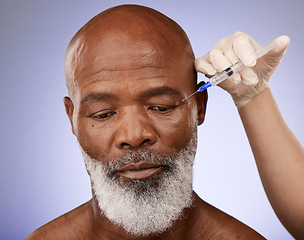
[24,200,93,240]
[191,194,265,239]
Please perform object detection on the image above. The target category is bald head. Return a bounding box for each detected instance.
[64,4,196,100]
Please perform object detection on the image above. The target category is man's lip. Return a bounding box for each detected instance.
[116,162,162,172]
[115,162,164,180]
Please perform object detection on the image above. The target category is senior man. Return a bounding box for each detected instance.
[26,4,297,239]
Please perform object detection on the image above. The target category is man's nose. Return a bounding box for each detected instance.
[114,108,158,149]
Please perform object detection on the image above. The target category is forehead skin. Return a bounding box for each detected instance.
[64,4,196,101]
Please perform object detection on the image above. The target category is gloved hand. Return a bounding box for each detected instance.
[194,31,290,108]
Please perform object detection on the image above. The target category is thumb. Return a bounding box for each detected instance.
[268,35,290,58]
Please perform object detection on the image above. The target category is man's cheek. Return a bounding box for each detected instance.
[77,122,113,160]
[156,122,196,153]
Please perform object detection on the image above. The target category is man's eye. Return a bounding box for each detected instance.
[149,106,175,112]
[93,111,116,120]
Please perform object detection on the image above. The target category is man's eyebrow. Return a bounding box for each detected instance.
[81,92,116,104]
[80,86,182,104]
[139,86,182,98]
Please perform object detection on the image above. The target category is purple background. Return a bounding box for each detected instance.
[1,0,303,239]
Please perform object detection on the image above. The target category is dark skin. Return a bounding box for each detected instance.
[25,5,265,239]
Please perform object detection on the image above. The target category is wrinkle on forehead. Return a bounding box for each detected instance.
[78,41,174,82]
[65,4,195,101]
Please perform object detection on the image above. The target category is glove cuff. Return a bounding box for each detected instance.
[232,82,270,108]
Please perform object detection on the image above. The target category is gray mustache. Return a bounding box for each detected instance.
[104,149,177,174]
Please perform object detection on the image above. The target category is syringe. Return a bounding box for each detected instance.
[182,41,276,101]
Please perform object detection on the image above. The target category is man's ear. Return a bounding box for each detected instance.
[63,96,75,135]
[195,87,208,125]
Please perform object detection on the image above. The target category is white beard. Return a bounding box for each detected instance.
[80,133,197,237]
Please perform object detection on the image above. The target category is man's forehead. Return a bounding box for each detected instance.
[70,31,192,86]
[77,32,173,72]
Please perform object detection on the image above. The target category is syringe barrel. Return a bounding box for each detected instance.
[209,61,245,86]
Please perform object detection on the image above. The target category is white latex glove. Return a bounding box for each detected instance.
[195,31,290,108]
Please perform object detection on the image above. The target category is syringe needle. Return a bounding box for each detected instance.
[182,91,198,102]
